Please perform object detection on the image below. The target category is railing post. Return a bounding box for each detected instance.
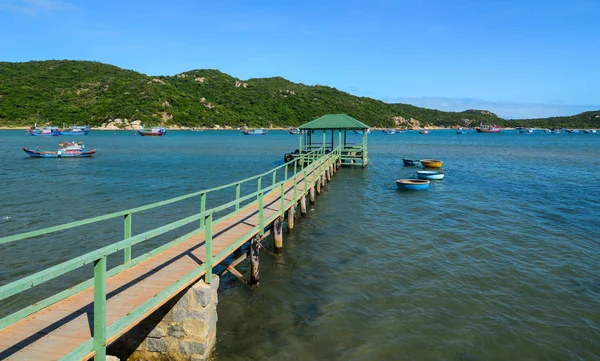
[93,255,107,361]
[280,183,285,218]
[205,213,213,284]
[199,192,206,230]
[235,183,241,212]
[272,170,277,185]
[257,176,262,194]
[303,167,308,196]
[293,161,297,176]
[123,213,132,264]
[293,172,297,201]
[284,164,288,180]
[258,192,264,236]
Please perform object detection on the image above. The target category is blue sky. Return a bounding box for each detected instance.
[0,0,598,119]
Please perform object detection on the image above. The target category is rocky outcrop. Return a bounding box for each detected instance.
[195,77,205,83]
[392,116,420,129]
[100,118,143,130]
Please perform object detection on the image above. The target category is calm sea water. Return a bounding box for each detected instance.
[1,129,599,360]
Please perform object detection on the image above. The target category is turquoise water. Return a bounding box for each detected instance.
[1,129,599,360]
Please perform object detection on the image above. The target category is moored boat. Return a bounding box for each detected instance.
[416,170,445,180]
[60,125,90,135]
[419,130,430,134]
[456,130,467,134]
[420,159,443,168]
[383,129,397,135]
[396,179,430,190]
[29,125,60,136]
[242,128,267,135]
[402,158,420,166]
[288,128,300,135]
[138,126,166,136]
[22,141,96,158]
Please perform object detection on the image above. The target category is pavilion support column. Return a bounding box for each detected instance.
[309,185,315,203]
[300,195,307,217]
[250,235,260,285]
[273,217,283,254]
[287,206,295,232]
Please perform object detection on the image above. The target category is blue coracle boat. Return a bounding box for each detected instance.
[403,158,420,166]
[396,179,430,190]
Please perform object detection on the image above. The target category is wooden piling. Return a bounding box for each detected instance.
[287,206,295,231]
[309,185,315,203]
[316,178,321,194]
[250,235,260,285]
[326,167,331,182]
[300,194,307,217]
[273,217,283,254]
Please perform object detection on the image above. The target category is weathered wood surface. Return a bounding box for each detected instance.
[0,162,325,361]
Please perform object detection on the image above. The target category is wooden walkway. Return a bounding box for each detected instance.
[0,155,335,361]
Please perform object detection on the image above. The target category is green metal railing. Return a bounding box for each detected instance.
[0,146,341,361]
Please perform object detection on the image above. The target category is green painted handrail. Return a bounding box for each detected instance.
[0,146,340,361]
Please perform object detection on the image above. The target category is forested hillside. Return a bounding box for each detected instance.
[0,60,597,129]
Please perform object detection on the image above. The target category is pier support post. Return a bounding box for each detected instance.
[316,178,321,194]
[250,235,260,285]
[287,206,295,231]
[300,195,307,218]
[273,217,283,254]
[326,167,331,182]
[309,186,315,204]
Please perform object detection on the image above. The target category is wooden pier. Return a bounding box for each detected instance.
[0,148,340,361]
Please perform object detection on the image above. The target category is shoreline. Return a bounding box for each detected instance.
[0,126,520,131]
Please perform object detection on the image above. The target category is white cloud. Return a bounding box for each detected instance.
[0,0,75,16]
[383,96,599,119]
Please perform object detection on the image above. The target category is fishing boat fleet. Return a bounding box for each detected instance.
[397,158,445,191]
[29,124,90,136]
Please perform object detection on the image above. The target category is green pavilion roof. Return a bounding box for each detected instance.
[299,114,370,130]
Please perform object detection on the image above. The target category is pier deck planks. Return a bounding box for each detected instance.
[0,161,322,361]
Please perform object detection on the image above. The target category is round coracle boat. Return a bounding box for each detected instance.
[402,158,420,166]
[420,159,443,168]
[396,179,430,190]
[416,170,445,180]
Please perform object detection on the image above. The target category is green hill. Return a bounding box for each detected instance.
[0,60,598,129]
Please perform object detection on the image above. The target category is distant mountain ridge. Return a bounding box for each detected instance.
[0,60,598,129]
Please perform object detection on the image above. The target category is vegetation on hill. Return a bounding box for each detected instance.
[0,60,598,129]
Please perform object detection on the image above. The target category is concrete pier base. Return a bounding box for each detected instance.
[108,276,219,361]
